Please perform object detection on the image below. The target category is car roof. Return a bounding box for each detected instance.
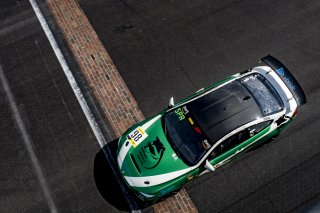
[188,79,262,143]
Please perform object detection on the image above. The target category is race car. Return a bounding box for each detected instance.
[116,55,306,202]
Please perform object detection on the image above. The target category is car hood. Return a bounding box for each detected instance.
[117,114,190,189]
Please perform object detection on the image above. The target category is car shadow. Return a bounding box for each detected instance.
[93,139,153,212]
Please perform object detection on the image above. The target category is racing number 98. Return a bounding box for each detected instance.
[130,130,142,142]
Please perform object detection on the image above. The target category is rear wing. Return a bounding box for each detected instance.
[261,55,306,107]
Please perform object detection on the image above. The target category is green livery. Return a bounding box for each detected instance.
[116,56,306,202]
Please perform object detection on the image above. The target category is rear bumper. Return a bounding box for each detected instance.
[261,55,306,107]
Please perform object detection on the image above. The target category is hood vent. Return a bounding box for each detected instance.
[130,154,141,174]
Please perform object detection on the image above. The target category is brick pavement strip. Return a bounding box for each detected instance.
[47,0,144,137]
[46,0,198,212]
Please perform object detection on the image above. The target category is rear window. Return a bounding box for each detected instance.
[240,74,283,115]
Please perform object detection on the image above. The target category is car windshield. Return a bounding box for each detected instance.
[240,74,283,115]
[163,106,212,166]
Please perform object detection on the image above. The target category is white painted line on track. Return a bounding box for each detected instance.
[28,0,107,148]
[0,65,58,213]
[28,2,141,211]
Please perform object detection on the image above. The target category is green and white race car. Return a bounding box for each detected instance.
[116,55,306,202]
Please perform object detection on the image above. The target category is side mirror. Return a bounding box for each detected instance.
[168,97,174,108]
[204,160,215,172]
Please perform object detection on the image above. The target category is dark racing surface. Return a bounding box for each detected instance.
[79,0,320,212]
[1,0,320,213]
[0,1,120,212]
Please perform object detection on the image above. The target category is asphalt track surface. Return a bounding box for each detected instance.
[79,0,320,212]
[0,1,120,212]
[1,1,320,213]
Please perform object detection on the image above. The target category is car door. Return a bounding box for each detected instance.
[208,121,272,170]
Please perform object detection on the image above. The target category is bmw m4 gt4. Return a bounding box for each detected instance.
[116,55,306,202]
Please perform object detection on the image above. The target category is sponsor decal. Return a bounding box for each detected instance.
[175,106,190,121]
[283,76,296,90]
[276,67,296,90]
[136,137,165,169]
[175,108,185,121]
[183,106,189,114]
[202,139,211,149]
[194,126,202,134]
[276,67,285,76]
[172,153,178,160]
[188,117,194,125]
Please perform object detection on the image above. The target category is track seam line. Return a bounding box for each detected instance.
[0,64,58,213]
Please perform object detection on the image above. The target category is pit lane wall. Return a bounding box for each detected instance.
[44,0,197,212]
